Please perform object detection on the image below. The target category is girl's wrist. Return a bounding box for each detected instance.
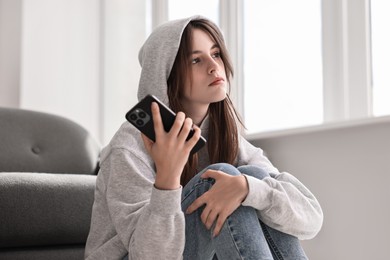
[240,175,249,202]
[155,173,181,190]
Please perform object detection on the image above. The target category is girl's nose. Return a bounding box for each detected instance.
[208,58,218,74]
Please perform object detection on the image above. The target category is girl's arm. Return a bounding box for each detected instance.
[105,148,185,259]
[104,103,200,259]
[238,137,323,240]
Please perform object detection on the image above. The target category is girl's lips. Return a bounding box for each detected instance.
[209,77,225,86]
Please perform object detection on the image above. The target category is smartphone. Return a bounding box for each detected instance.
[125,94,206,155]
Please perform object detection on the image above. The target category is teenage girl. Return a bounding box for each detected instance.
[85,16,323,260]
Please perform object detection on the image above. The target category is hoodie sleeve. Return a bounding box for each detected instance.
[105,148,185,260]
[238,137,323,240]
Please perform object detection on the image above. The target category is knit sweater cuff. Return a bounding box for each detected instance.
[149,185,183,216]
[241,174,272,210]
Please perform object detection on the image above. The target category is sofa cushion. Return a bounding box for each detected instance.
[0,172,96,248]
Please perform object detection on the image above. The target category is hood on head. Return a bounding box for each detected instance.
[137,15,203,106]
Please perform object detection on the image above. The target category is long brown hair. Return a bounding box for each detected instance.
[167,18,243,186]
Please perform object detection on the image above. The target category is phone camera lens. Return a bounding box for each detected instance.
[139,112,146,118]
[129,113,137,121]
[136,119,144,126]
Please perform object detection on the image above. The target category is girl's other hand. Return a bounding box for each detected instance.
[141,102,201,190]
[185,170,249,237]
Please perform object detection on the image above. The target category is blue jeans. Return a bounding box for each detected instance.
[181,163,308,260]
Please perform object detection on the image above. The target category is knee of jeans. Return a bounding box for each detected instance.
[205,163,241,177]
[237,165,270,180]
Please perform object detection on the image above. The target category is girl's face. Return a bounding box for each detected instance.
[180,28,227,118]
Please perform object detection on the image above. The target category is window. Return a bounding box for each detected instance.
[243,0,323,133]
[371,0,390,116]
[159,0,389,135]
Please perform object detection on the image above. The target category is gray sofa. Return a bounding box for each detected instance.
[0,107,100,259]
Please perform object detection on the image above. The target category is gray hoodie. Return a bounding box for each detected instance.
[84,16,323,260]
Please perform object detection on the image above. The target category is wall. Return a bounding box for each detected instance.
[20,0,101,141]
[101,0,145,144]
[0,0,144,145]
[0,0,21,107]
[247,116,390,260]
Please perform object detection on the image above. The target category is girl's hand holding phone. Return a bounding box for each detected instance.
[141,102,201,190]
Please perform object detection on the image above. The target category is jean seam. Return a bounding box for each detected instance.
[181,178,214,203]
[260,221,284,260]
[223,218,245,260]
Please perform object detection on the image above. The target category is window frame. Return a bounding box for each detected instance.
[153,0,374,133]
[322,0,372,122]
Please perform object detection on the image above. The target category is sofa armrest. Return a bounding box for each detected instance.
[0,107,100,175]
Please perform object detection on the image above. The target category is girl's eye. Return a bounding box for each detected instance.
[191,58,201,64]
[212,52,221,58]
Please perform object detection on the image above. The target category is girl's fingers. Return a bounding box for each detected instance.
[204,209,218,230]
[213,213,227,237]
[141,133,153,153]
[184,126,201,152]
[186,194,205,214]
[168,112,200,154]
[177,117,193,142]
[169,112,186,137]
[201,169,221,180]
[150,102,164,139]
[200,205,211,226]
[150,104,200,157]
